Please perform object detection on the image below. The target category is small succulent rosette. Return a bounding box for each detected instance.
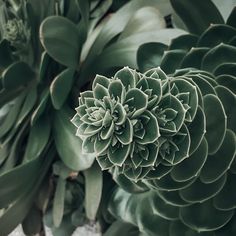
[72,66,217,182]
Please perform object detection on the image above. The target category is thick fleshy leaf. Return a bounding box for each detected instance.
[31,88,49,126]
[160,49,186,74]
[180,47,209,69]
[0,156,41,208]
[171,137,208,182]
[151,193,179,220]
[52,178,66,227]
[125,88,148,118]
[92,75,110,90]
[187,107,206,155]
[2,61,35,89]
[50,68,75,109]
[0,149,54,235]
[23,116,51,162]
[116,119,133,145]
[214,62,236,76]
[180,199,234,231]
[203,94,227,155]
[215,85,236,132]
[202,43,236,72]
[200,130,236,183]
[214,173,236,210]
[0,94,25,139]
[39,52,50,82]
[180,174,226,203]
[108,80,125,102]
[16,87,37,125]
[84,162,103,220]
[114,67,136,89]
[169,34,198,51]
[146,174,196,191]
[53,106,95,171]
[190,74,216,96]
[158,94,186,133]
[172,78,198,122]
[108,144,130,166]
[137,111,159,145]
[40,16,80,68]
[108,188,171,236]
[198,24,236,47]
[22,206,43,235]
[137,42,167,72]
[216,74,236,93]
[170,0,224,35]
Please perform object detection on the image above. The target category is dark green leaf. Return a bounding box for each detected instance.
[227,7,236,28]
[197,24,236,47]
[0,40,13,68]
[137,42,167,72]
[53,105,95,171]
[203,94,227,155]
[53,178,66,227]
[160,49,186,74]
[200,130,236,183]
[180,174,226,203]
[171,137,208,182]
[22,206,43,235]
[202,43,236,72]
[169,34,198,51]
[170,0,224,35]
[23,116,51,162]
[50,68,75,109]
[40,16,81,68]
[2,62,35,89]
[180,199,234,231]
[84,162,103,220]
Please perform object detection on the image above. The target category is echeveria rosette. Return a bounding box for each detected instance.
[72,66,199,182]
[107,6,236,236]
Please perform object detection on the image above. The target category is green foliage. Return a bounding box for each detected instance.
[103,2,236,236]
[0,0,179,235]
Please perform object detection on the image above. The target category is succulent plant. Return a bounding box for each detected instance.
[0,0,186,235]
[73,0,236,235]
[72,66,199,182]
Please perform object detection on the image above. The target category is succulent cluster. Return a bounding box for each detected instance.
[73,3,236,236]
[72,66,200,182]
[0,0,177,235]
[107,4,236,236]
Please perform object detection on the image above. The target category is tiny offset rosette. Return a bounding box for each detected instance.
[72,67,199,181]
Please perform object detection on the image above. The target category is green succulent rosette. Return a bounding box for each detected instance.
[73,2,236,236]
[72,66,199,181]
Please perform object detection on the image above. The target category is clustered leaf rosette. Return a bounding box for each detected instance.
[73,7,236,236]
[72,66,200,182]
[106,6,236,236]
